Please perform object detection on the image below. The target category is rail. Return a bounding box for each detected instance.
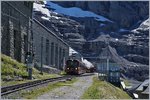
[1,75,73,96]
[1,73,95,96]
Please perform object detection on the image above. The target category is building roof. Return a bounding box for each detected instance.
[136,79,149,91]
[128,79,149,94]
[142,85,149,94]
[33,18,69,47]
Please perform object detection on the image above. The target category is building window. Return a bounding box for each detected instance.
[14,29,21,62]
[24,35,27,63]
[51,42,54,65]
[59,47,62,67]
[41,37,43,65]
[55,44,58,67]
[46,39,49,65]
[14,30,17,48]
[63,49,65,57]
[24,1,30,7]
[116,72,119,77]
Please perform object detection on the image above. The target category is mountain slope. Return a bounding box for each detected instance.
[53,1,149,28]
[33,1,149,81]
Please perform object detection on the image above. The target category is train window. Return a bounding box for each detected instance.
[66,60,73,66]
[73,60,79,67]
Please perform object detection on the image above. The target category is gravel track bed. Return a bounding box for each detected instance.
[1,80,60,99]
[37,74,94,99]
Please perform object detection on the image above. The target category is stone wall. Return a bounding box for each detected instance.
[32,19,69,70]
[1,1,33,63]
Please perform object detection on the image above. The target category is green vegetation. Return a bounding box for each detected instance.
[1,54,59,86]
[60,71,67,75]
[1,54,28,79]
[81,77,131,99]
[20,77,78,99]
[2,72,59,87]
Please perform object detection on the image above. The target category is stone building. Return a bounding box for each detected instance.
[32,19,69,70]
[1,1,69,70]
[1,1,33,63]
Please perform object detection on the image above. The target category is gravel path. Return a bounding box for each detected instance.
[37,74,94,99]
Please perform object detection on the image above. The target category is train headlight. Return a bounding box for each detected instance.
[75,68,78,70]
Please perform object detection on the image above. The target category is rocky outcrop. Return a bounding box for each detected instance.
[124,54,149,65]
[33,2,86,50]
[83,33,149,65]
[98,45,149,81]
[53,1,149,28]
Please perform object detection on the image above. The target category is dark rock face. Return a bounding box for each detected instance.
[53,1,149,28]
[83,31,149,65]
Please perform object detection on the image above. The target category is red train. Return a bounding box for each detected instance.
[65,59,96,75]
[65,59,86,74]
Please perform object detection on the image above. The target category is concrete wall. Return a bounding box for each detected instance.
[33,19,69,70]
[1,1,33,63]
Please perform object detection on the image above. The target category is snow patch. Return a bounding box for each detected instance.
[33,3,50,17]
[69,47,78,56]
[141,19,149,26]
[45,1,112,22]
[82,59,94,68]
[60,21,63,23]
[131,18,149,33]
[41,16,49,20]
[51,16,60,19]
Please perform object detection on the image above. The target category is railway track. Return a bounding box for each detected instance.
[1,73,95,96]
[1,75,73,96]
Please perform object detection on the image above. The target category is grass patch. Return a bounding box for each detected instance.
[1,73,59,87]
[1,54,60,87]
[1,54,28,79]
[60,71,67,75]
[20,77,78,99]
[81,77,131,99]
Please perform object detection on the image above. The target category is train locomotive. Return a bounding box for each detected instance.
[65,59,86,75]
[65,59,96,75]
[65,50,96,75]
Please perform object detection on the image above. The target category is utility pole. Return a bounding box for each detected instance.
[106,36,110,81]
[26,18,33,80]
[63,57,65,71]
[27,52,32,80]
[106,57,109,81]
[40,37,43,75]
